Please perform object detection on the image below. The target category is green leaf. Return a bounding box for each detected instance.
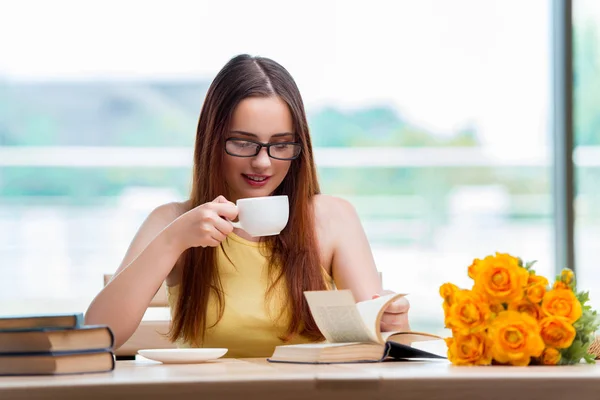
[522,260,538,274]
[559,287,600,365]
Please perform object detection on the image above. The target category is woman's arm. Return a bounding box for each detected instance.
[85,196,238,348]
[84,203,186,348]
[316,195,410,331]
[316,195,382,300]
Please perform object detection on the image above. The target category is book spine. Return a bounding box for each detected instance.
[0,348,115,357]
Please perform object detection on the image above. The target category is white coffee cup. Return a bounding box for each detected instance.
[231,195,289,237]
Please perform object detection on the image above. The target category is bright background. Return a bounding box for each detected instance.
[1,0,598,334]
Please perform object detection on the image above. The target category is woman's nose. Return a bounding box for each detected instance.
[251,147,272,169]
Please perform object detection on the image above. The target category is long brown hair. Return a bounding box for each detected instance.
[169,54,326,345]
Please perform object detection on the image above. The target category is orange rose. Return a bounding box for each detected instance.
[541,289,582,323]
[490,302,506,315]
[488,310,545,366]
[440,283,460,315]
[526,274,548,304]
[495,252,521,265]
[560,269,574,286]
[473,253,529,304]
[445,290,491,335]
[553,281,569,290]
[540,347,561,365]
[445,333,492,366]
[508,299,543,320]
[468,258,483,280]
[539,316,576,349]
[528,274,548,286]
[551,269,575,291]
[526,284,547,304]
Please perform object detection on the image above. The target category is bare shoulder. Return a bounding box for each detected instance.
[116,200,191,283]
[313,194,359,224]
[137,201,191,287]
[312,194,361,273]
[148,200,191,225]
[126,200,190,250]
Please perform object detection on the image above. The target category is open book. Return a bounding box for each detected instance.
[268,290,446,364]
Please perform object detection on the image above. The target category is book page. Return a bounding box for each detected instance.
[355,292,408,343]
[304,290,374,343]
[381,331,441,343]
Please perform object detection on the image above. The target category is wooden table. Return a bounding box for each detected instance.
[1,357,599,400]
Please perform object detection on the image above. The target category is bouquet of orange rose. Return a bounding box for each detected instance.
[440,252,599,366]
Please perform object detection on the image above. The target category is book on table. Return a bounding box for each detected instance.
[0,313,84,331]
[0,313,115,375]
[268,290,447,364]
[0,351,115,376]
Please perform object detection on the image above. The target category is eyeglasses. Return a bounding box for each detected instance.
[225,138,302,160]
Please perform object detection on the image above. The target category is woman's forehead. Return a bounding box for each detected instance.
[230,97,293,140]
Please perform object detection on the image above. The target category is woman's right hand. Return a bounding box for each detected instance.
[172,195,238,251]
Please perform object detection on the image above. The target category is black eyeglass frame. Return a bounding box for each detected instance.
[224,138,302,160]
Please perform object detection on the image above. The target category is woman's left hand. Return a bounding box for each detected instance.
[374,290,411,332]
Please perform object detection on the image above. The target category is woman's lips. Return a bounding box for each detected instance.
[242,174,271,187]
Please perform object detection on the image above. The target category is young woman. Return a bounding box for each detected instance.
[85,54,410,358]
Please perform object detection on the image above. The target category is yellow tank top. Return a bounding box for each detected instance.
[166,232,333,358]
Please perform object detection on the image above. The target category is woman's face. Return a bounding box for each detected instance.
[223,96,296,202]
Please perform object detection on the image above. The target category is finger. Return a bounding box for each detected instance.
[211,215,234,235]
[199,237,220,248]
[212,195,233,204]
[381,311,409,326]
[209,227,227,243]
[381,321,411,332]
[210,203,239,220]
[380,314,410,332]
[383,298,410,314]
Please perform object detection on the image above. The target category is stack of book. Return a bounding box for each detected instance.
[0,313,115,375]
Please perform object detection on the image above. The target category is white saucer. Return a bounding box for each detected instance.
[137,348,228,364]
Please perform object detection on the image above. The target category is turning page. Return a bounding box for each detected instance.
[304,291,376,343]
[355,292,407,343]
[304,290,403,344]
